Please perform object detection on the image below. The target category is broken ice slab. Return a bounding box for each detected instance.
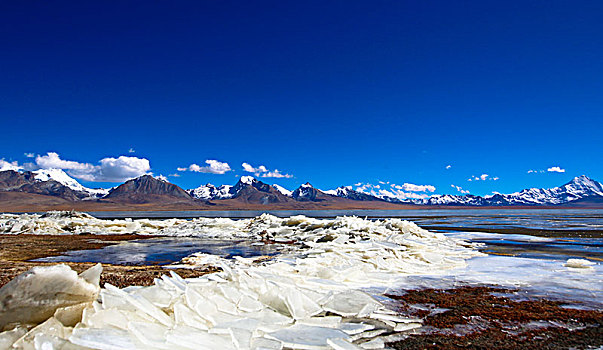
[393,322,422,332]
[368,313,421,324]
[250,336,284,350]
[267,324,351,350]
[296,316,342,328]
[0,264,101,331]
[166,325,235,350]
[104,284,173,327]
[128,321,171,349]
[564,258,595,269]
[327,337,362,350]
[11,317,71,349]
[358,337,385,349]
[322,290,381,317]
[0,326,28,349]
[70,327,147,350]
[53,302,93,327]
[339,323,375,335]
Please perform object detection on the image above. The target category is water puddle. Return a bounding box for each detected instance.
[33,237,287,265]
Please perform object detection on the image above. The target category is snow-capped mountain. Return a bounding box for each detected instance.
[32,169,109,198]
[187,177,291,204]
[187,184,235,200]
[231,176,290,204]
[425,175,603,206]
[291,183,337,202]
[291,183,318,201]
[0,168,109,199]
[323,186,383,201]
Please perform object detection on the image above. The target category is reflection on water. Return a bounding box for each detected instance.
[34,238,286,265]
[444,231,603,261]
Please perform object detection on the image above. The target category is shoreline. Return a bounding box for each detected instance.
[2,204,603,214]
[0,234,217,289]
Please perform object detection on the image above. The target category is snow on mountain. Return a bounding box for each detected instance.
[32,169,109,198]
[188,184,234,200]
[240,176,255,185]
[324,186,384,201]
[291,182,317,200]
[426,175,603,206]
[272,184,292,197]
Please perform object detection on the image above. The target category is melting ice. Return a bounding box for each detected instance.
[0,211,599,349]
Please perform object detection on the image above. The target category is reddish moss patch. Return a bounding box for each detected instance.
[385,287,603,350]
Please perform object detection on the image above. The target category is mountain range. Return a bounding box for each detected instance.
[0,169,602,212]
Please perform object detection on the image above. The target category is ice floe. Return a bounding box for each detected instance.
[0,212,487,349]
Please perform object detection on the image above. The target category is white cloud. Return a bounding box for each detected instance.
[242,163,268,173]
[547,166,565,173]
[355,181,436,201]
[155,174,169,182]
[242,162,293,178]
[0,159,22,171]
[445,165,451,169]
[451,184,470,194]
[24,153,35,158]
[34,152,151,182]
[468,174,498,181]
[89,156,151,182]
[260,170,293,178]
[529,167,565,174]
[169,173,181,177]
[398,183,436,192]
[36,152,95,172]
[178,160,232,174]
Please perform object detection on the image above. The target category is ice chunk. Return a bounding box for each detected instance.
[359,338,384,349]
[267,324,350,349]
[166,325,235,349]
[297,316,342,328]
[322,290,381,317]
[0,264,101,330]
[128,321,171,349]
[70,327,145,350]
[369,313,421,324]
[0,326,28,349]
[339,323,374,335]
[11,317,70,349]
[54,302,93,327]
[564,258,595,269]
[393,322,422,332]
[327,338,362,350]
[250,337,283,350]
[34,333,84,350]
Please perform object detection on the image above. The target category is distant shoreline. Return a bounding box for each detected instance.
[2,203,602,214]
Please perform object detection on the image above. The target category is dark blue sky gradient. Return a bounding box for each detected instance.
[1,1,602,194]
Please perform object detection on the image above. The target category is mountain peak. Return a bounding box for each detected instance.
[105,174,192,202]
[569,175,596,185]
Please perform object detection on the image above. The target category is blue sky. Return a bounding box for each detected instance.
[1,1,601,196]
